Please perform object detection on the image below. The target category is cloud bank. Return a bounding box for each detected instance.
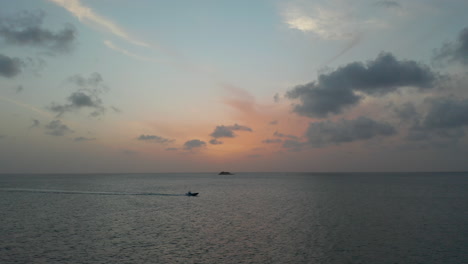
[286,52,436,118]
[305,116,396,147]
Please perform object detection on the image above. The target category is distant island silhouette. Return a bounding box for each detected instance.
[218,171,234,175]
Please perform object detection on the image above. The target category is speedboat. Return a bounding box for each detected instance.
[185,191,198,196]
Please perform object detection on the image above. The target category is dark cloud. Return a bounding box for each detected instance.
[286,53,436,118]
[137,134,175,144]
[183,139,206,150]
[0,54,22,78]
[0,10,76,52]
[49,91,105,117]
[209,139,223,145]
[74,137,96,142]
[394,102,419,122]
[286,82,361,118]
[305,116,396,147]
[230,124,253,131]
[422,98,468,129]
[262,139,282,144]
[274,131,299,140]
[210,123,253,138]
[433,27,468,66]
[374,1,401,8]
[282,139,305,152]
[48,73,110,117]
[210,126,235,138]
[394,98,468,142]
[45,120,73,136]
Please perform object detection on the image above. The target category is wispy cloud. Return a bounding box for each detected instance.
[137,134,175,144]
[282,1,388,40]
[104,40,155,62]
[48,0,149,47]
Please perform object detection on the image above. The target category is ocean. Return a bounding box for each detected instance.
[0,172,467,263]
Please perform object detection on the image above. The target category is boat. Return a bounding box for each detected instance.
[218,171,234,175]
[185,191,199,196]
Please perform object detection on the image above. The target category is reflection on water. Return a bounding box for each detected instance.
[0,172,467,263]
[0,188,185,196]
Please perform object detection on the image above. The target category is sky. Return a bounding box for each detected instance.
[0,0,467,173]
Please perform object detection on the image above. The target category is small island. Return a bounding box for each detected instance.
[218,171,234,175]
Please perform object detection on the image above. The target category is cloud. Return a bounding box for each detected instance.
[48,0,149,47]
[0,54,22,78]
[262,139,282,144]
[394,102,419,123]
[74,136,95,142]
[282,139,306,152]
[274,131,299,140]
[282,4,354,39]
[433,27,468,66]
[137,134,175,144]
[183,139,206,150]
[48,73,110,117]
[269,120,278,125]
[0,10,76,52]
[273,93,280,103]
[111,106,121,113]
[45,120,73,136]
[104,40,154,62]
[286,52,436,118]
[282,1,387,40]
[165,147,179,151]
[305,116,396,147]
[209,139,223,145]
[15,85,24,93]
[393,98,468,142]
[68,72,105,89]
[30,119,40,128]
[49,91,105,117]
[210,124,253,138]
[210,126,235,138]
[422,98,468,129]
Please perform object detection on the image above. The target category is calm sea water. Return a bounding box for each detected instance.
[0,172,467,263]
